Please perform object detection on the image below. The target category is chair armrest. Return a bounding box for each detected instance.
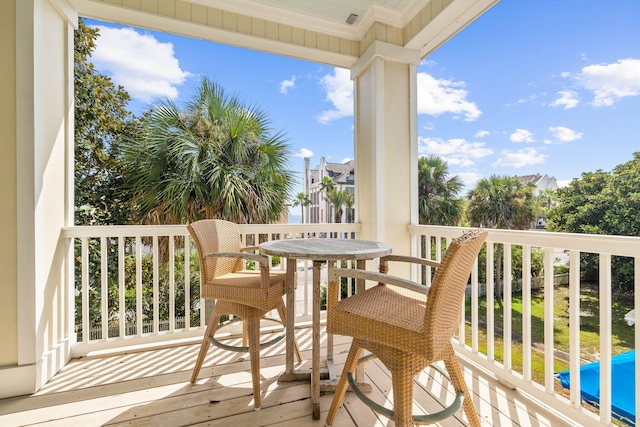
[380,254,440,268]
[203,251,269,267]
[240,246,259,252]
[328,268,429,301]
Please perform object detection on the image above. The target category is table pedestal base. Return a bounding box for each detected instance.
[278,363,372,420]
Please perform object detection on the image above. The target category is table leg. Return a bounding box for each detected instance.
[326,260,335,364]
[355,259,366,385]
[311,260,322,419]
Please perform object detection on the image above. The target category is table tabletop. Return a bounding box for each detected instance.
[259,238,392,261]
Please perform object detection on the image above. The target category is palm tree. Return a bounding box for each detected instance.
[535,187,557,227]
[417,155,464,225]
[291,192,311,223]
[319,176,336,195]
[318,176,336,222]
[343,191,355,223]
[123,77,295,226]
[326,188,351,223]
[416,155,464,283]
[466,175,536,296]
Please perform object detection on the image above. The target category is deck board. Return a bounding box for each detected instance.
[0,327,577,427]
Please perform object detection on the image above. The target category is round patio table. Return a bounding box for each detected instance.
[259,238,392,420]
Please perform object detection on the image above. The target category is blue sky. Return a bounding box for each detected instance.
[86,0,640,210]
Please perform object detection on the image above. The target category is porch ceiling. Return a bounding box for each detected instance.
[74,0,499,68]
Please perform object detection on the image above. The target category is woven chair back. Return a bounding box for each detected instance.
[187,219,244,283]
[423,230,487,359]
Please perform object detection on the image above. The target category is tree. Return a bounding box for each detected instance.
[417,155,464,225]
[547,153,640,292]
[73,19,148,334]
[318,176,336,222]
[326,188,352,223]
[291,192,311,223]
[343,190,355,223]
[547,170,610,234]
[534,187,557,228]
[122,76,295,225]
[319,176,336,195]
[466,175,536,296]
[74,19,143,225]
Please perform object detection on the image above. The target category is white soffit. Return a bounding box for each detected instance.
[184,0,419,39]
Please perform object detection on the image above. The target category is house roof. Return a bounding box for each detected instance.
[517,173,543,184]
[325,160,354,184]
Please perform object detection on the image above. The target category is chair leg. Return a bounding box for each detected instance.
[325,343,363,426]
[276,302,302,363]
[242,319,248,348]
[444,353,481,427]
[247,316,262,410]
[190,309,221,384]
[391,363,415,427]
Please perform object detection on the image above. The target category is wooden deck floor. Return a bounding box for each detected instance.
[0,327,578,427]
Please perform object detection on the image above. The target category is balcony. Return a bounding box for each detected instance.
[0,324,577,426]
[1,223,636,426]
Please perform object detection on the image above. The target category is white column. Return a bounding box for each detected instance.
[352,41,419,256]
[3,0,78,399]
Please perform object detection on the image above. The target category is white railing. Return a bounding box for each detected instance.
[409,225,639,427]
[62,222,638,426]
[61,223,360,355]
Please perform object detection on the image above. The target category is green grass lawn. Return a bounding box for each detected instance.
[460,282,634,426]
[467,283,635,362]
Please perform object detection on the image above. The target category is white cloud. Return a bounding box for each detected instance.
[510,128,535,143]
[453,171,483,189]
[575,58,640,106]
[550,90,579,109]
[417,73,481,121]
[279,75,296,94]
[418,137,493,168]
[549,126,583,142]
[475,130,490,138]
[293,148,314,158]
[340,157,352,163]
[492,148,546,168]
[92,26,191,103]
[316,67,353,124]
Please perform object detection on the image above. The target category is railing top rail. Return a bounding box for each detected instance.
[62,223,361,239]
[408,224,640,257]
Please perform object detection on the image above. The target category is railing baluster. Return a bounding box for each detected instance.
[101,237,108,341]
[118,237,125,338]
[543,247,554,392]
[184,233,191,329]
[81,237,89,344]
[599,253,612,424]
[486,241,495,362]
[136,236,143,337]
[169,235,175,333]
[152,235,159,335]
[568,250,581,410]
[471,253,479,352]
[522,244,532,382]
[504,244,512,371]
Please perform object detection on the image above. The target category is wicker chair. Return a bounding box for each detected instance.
[187,219,301,410]
[325,229,487,426]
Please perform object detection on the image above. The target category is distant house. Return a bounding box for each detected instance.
[516,173,558,228]
[304,157,354,223]
[516,173,558,195]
